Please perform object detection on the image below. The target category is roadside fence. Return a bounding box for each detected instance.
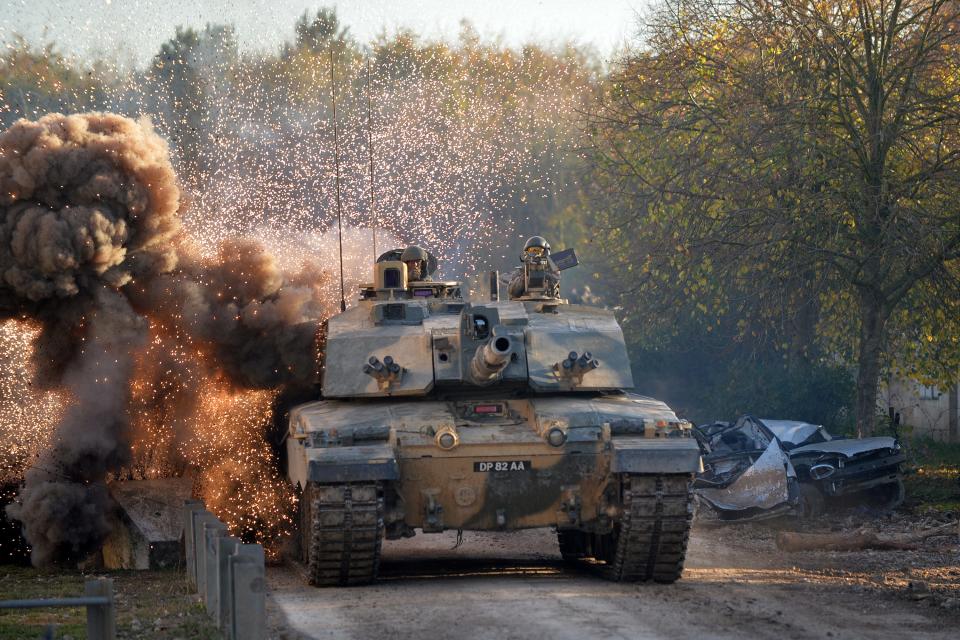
[0,577,116,640]
[183,501,267,640]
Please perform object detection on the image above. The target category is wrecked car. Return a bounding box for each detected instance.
[693,416,799,521]
[760,419,906,515]
[693,417,905,520]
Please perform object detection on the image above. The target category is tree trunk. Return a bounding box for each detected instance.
[776,521,959,552]
[856,290,889,437]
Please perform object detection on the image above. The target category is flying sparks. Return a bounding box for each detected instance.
[0,16,591,563]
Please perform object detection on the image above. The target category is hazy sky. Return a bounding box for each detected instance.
[1,0,646,66]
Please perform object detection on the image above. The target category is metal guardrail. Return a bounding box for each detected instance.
[0,577,116,640]
[0,597,109,608]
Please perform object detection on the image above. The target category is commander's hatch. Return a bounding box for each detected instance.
[360,249,460,300]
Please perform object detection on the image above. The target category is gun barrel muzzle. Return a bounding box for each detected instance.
[468,334,513,385]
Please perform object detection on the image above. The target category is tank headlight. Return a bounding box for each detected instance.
[437,431,458,450]
[547,428,566,447]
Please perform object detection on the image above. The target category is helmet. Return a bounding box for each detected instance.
[400,245,428,262]
[523,236,550,257]
[401,245,428,281]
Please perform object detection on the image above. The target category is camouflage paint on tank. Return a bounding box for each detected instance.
[286,394,701,533]
[286,255,701,560]
[320,295,634,398]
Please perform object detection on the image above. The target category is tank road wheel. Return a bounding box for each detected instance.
[557,529,589,561]
[302,482,385,586]
[596,474,694,583]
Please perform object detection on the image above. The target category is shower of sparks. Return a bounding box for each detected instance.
[0,321,67,486]
[0,17,591,553]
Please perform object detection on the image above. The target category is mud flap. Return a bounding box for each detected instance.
[610,438,703,474]
[307,444,399,483]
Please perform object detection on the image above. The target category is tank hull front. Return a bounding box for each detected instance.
[286,393,701,533]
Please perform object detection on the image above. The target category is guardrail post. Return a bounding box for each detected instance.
[192,510,213,590]
[192,512,220,597]
[230,544,266,640]
[203,519,228,609]
[182,500,204,587]
[216,535,241,635]
[84,578,115,640]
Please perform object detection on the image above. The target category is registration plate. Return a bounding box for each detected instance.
[473,460,531,472]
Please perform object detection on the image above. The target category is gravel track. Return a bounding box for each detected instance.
[266,515,960,640]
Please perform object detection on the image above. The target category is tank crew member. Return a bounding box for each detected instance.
[401,245,430,282]
[507,235,561,299]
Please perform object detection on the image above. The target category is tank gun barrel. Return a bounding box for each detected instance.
[468,334,513,386]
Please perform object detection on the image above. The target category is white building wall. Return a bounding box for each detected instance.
[883,377,959,442]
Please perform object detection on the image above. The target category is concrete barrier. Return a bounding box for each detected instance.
[203,522,228,611]
[192,512,221,596]
[190,510,216,589]
[201,519,228,605]
[181,502,265,640]
[230,544,267,640]
[182,500,204,587]
[215,535,241,631]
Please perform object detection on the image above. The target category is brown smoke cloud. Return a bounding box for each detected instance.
[0,113,329,565]
[0,113,180,306]
[136,238,326,389]
[8,289,146,564]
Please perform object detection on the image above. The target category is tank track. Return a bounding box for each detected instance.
[303,482,384,586]
[606,474,693,583]
[559,473,692,583]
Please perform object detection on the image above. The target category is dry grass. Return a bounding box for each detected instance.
[0,566,221,640]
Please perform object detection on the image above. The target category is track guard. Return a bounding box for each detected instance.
[308,444,399,483]
[610,438,703,474]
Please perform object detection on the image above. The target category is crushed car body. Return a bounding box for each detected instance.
[693,416,799,521]
[760,419,906,511]
[693,416,906,521]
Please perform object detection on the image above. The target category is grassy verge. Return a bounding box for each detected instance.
[903,437,960,513]
[0,566,221,640]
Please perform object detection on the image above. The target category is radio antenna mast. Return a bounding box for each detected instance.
[366,57,377,264]
[329,46,346,312]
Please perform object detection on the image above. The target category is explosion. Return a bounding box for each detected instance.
[0,113,331,564]
[0,20,589,566]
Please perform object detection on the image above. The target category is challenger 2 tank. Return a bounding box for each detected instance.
[285,248,702,586]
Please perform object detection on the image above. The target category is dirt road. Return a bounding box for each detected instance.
[266,517,960,640]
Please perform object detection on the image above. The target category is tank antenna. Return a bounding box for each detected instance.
[366,57,377,264]
[330,46,346,312]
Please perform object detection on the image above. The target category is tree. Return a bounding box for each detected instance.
[588,0,960,435]
[293,8,352,55]
[0,35,106,127]
[149,27,204,180]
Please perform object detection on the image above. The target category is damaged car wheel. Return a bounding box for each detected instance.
[864,478,905,511]
[798,484,825,519]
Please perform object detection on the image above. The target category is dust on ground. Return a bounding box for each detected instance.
[267,510,960,640]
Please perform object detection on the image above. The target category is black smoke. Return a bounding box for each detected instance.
[1,112,327,565]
